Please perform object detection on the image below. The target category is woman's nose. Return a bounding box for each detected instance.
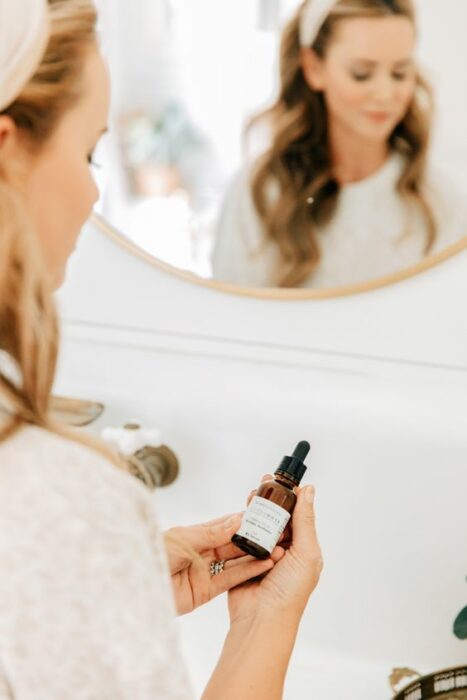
[371,75,396,104]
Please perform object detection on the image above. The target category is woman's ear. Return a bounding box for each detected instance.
[0,116,29,184]
[0,115,17,151]
[301,48,326,91]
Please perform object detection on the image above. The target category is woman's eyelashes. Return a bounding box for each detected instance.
[87,151,101,168]
[350,70,412,82]
[87,130,108,168]
[391,71,411,81]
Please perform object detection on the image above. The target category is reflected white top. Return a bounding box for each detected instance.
[212,154,467,288]
[0,426,193,700]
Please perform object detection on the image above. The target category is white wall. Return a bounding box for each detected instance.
[415,0,467,175]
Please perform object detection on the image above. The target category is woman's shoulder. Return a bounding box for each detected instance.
[0,426,192,699]
[0,425,154,526]
[0,424,166,614]
[0,424,132,482]
[212,162,278,285]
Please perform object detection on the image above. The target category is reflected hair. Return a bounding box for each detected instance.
[247,0,435,288]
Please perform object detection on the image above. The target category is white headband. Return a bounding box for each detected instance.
[299,0,339,48]
[0,0,50,112]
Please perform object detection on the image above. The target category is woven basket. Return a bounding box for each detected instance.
[391,666,467,699]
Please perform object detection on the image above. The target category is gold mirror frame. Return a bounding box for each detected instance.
[92,212,467,301]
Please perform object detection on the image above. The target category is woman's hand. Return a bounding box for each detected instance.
[202,481,322,700]
[228,476,323,625]
[164,513,276,615]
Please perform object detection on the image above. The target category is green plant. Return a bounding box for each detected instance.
[124,102,206,168]
[454,577,467,640]
[454,605,467,640]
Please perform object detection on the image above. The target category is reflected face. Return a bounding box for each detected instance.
[303,16,417,144]
[24,46,110,288]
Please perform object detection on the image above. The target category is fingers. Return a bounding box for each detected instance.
[169,508,279,563]
[216,518,283,561]
[211,557,274,596]
[174,513,244,555]
[246,474,274,506]
[246,490,256,506]
[216,540,249,561]
[208,546,285,599]
[199,512,243,529]
[291,486,323,571]
[222,546,283,570]
[217,537,286,563]
[270,545,286,563]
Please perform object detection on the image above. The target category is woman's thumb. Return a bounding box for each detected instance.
[291,486,322,564]
[180,513,243,552]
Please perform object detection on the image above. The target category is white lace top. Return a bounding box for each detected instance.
[0,426,194,700]
[212,154,467,288]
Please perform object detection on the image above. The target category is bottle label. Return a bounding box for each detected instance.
[236,496,291,554]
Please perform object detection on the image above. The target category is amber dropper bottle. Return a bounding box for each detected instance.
[231,441,310,560]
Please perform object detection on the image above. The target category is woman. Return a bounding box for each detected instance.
[212,0,467,288]
[0,1,322,698]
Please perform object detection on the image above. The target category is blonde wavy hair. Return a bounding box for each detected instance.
[249,0,435,288]
[0,0,117,461]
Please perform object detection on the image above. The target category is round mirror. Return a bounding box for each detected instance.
[92,0,467,296]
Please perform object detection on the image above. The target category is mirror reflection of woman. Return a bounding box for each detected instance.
[212,0,467,289]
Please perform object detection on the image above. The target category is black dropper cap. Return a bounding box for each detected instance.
[275,441,310,486]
